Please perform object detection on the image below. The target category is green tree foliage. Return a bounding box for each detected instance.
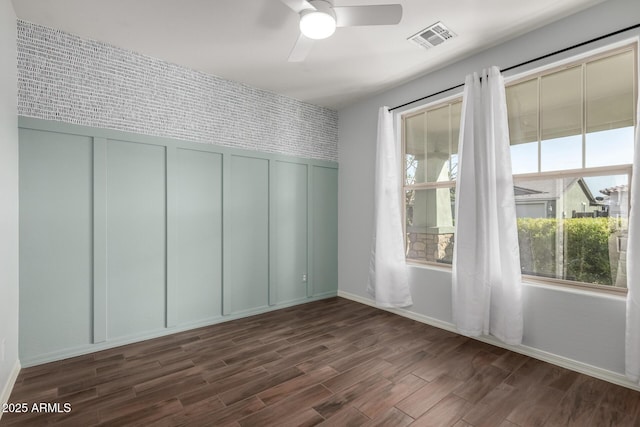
[517,217,623,286]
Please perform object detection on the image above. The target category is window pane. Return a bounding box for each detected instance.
[541,135,582,172]
[586,126,634,168]
[586,50,634,133]
[405,103,460,184]
[511,141,538,174]
[507,79,538,146]
[427,106,452,182]
[541,66,582,141]
[405,113,425,184]
[405,188,455,264]
[515,173,628,287]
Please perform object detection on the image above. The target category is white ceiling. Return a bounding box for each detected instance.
[11,0,605,109]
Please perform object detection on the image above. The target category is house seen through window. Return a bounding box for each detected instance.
[402,44,637,290]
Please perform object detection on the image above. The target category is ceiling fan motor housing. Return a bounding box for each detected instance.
[299,0,337,39]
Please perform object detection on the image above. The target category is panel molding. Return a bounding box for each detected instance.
[18,117,338,365]
[271,161,309,305]
[19,129,94,357]
[269,159,277,306]
[170,148,223,326]
[222,152,233,316]
[226,155,270,314]
[105,140,167,340]
[92,137,107,343]
[307,165,315,298]
[18,117,338,169]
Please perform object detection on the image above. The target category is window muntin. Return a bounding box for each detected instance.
[402,44,637,291]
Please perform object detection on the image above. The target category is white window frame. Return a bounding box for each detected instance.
[401,41,638,294]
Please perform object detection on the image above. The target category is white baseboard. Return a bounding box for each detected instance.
[337,290,640,392]
[0,359,21,421]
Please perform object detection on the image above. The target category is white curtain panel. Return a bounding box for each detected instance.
[452,67,523,345]
[625,94,640,382]
[367,106,413,308]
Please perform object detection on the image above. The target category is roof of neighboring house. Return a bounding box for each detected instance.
[514,178,599,205]
[599,184,629,195]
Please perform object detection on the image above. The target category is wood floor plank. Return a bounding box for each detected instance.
[361,407,414,427]
[410,393,473,427]
[322,357,393,393]
[165,394,225,424]
[381,349,434,383]
[200,351,281,384]
[589,405,637,427]
[99,398,183,426]
[179,367,269,406]
[238,384,332,427]
[4,297,640,427]
[453,364,511,403]
[258,365,339,406]
[316,406,369,426]
[218,366,304,405]
[505,384,564,426]
[297,344,361,373]
[396,374,464,419]
[356,373,425,419]
[461,382,525,427]
[543,375,604,427]
[262,344,330,373]
[314,374,391,420]
[178,395,265,427]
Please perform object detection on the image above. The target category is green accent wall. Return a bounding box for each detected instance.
[272,161,309,305]
[170,148,223,326]
[18,118,338,366]
[226,155,270,314]
[311,166,339,296]
[19,129,93,358]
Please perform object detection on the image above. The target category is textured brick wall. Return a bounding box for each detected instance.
[16,20,338,161]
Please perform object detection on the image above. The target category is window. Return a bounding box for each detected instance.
[404,100,461,265]
[402,44,637,291]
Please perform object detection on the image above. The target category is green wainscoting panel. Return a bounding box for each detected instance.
[93,137,108,343]
[170,148,223,325]
[271,161,308,304]
[19,129,94,358]
[18,117,338,366]
[226,155,270,314]
[311,166,339,296]
[106,140,167,339]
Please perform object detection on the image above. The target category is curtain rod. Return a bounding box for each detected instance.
[389,22,640,112]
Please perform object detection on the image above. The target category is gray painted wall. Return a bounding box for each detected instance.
[18,119,338,366]
[0,0,20,409]
[16,20,338,162]
[338,0,639,378]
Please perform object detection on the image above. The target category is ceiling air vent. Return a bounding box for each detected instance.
[408,22,456,49]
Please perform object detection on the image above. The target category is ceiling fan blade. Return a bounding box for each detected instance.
[279,0,315,14]
[288,33,315,62]
[334,4,402,27]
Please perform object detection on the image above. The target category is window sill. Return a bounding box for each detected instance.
[406,259,628,298]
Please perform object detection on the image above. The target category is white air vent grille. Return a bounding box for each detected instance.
[408,22,456,49]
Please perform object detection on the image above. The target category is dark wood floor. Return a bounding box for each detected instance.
[2,297,640,426]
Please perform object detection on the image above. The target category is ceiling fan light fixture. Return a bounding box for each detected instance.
[299,5,336,40]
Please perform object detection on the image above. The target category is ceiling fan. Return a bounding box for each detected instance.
[279,0,403,62]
